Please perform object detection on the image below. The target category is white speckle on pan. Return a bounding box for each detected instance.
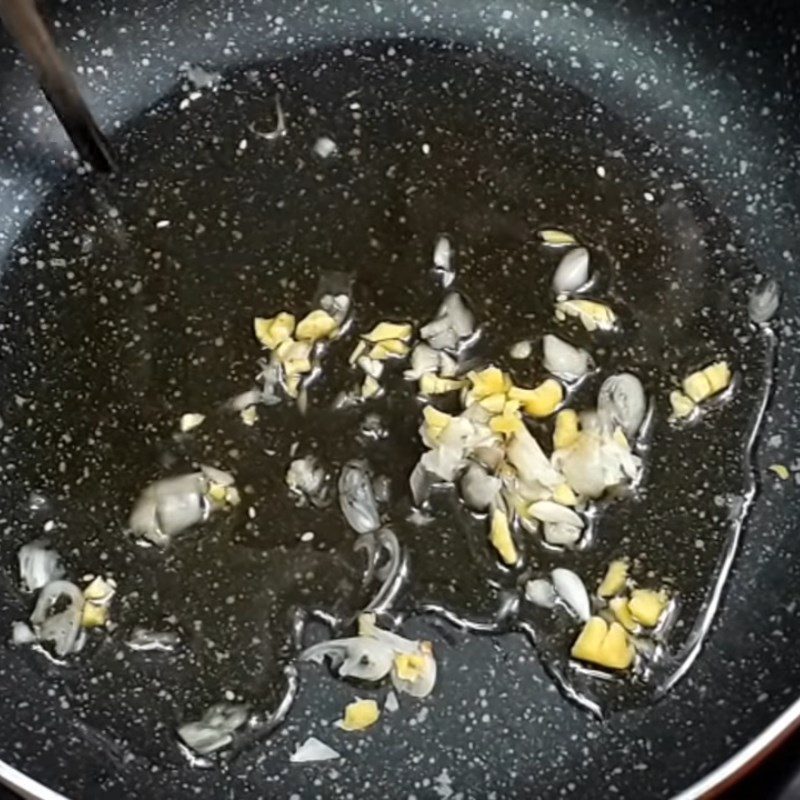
[314,136,337,158]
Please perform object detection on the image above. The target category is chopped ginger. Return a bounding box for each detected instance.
[609,597,637,631]
[571,616,633,670]
[422,406,453,444]
[284,373,302,398]
[553,409,580,449]
[682,361,731,403]
[489,406,524,437]
[394,652,427,682]
[769,464,790,481]
[81,603,108,629]
[295,309,338,342]
[628,589,668,627]
[539,229,577,246]
[478,393,507,415]
[489,508,517,565]
[669,390,696,419]
[682,371,712,403]
[369,339,410,360]
[364,322,413,343]
[467,367,510,400]
[419,374,466,395]
[253,312,295,350]
[597,560,628,598]
[509,379,563,418]
[555,299,616,332]
[179,413,205,432]
[552,483,577,506]
[337,699,380,731]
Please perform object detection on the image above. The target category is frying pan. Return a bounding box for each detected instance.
[0,0,799,798]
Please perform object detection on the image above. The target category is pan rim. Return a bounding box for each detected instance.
[674,695,800,799]
[2,695,800,800]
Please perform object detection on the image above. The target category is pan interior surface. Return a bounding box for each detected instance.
[0,36,779,797]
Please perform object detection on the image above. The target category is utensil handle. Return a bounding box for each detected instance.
[0,0,115,171]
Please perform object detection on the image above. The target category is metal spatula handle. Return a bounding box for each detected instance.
[0,0,115,171]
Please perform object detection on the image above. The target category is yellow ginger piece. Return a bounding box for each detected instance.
[539,229,577,246]
[295,309,338,342]
[467,367,511,400]
[364,322,413,343]
[253,311,295,350]
[556,299,616,332]
[338,699,380,731]
[478,393,507,415]
[394,652,427,682]
[682,361,731,403]
[81,603,108,628]
[571,616,634,670]
[419,374,466,395]
[597,560,629,598]
[489,401,524,437]
[421,406,453,444]
[628,589,668,627]
[369,339,410,360]
[670,390,696,419]
[769,464,790,480]
[509,379,563,418]
[489,508,517,565]
[553,409,580,449]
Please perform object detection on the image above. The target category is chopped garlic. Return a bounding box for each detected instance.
[508,379,563,418]
[628,589,668,627]
[240,405,259,426]
[509,340,533,359]
[254,311,295,350]
[489,508,517,565]
[180,413,205,432]
[669,390,696,419]
[769,464,790,480]
[284,373,302,398]
[571,616,633,670]
[364,321,413,343]
[556,299,616,332]
[597,560,628,598]
[295,309,338,342]
[539,229,577,246]
[419,374,466,395]
[553,409,580,449]
[337,698,380,731]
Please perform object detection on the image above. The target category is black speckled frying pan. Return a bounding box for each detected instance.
[0,1,799,798]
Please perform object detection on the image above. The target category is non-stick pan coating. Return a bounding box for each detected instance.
[0,2,799,798]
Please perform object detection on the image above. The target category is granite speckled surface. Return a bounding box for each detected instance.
[0,1,799,798]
